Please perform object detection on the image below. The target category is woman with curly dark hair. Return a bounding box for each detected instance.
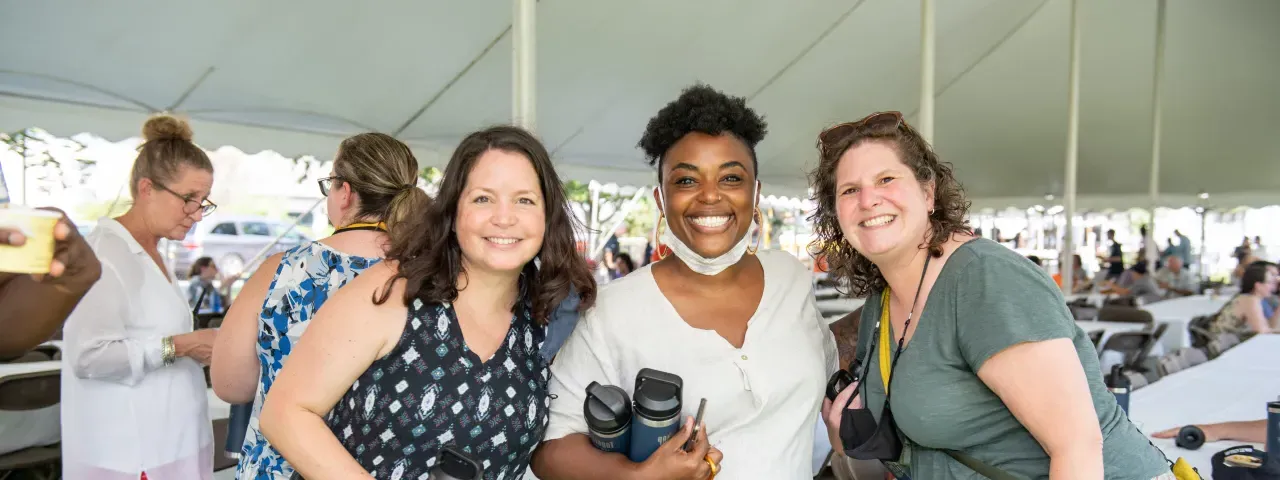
[813,112,1174,479]
[259,126,596,480]
[532,84,836,480]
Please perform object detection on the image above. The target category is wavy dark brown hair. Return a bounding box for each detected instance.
[374,126,596,325]
[808,116,971,298]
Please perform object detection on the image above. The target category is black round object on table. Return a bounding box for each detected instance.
[1176,425,1206,450]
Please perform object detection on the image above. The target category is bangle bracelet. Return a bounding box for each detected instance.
[162,336,175,365]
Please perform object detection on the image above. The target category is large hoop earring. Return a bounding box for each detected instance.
[746,207,763,255]
[654,215,669,259]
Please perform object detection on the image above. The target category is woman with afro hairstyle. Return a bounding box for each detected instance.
[532,84,837,480]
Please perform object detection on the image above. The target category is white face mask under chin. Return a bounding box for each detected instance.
[660,218,759,276]
[656,184,760,276]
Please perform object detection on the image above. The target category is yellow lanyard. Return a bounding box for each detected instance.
[343,221,386,230]
[878,288,893,390]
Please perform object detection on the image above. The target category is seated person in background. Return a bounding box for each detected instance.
[185,256,228,315]
[612,252,636,278]
[1053,254,1092,293]
[1153,420,1266,444]
[1153,256,1196,297]
[1102,261,1163,304]
[1211,262,1279,336]
[0,210,102,358]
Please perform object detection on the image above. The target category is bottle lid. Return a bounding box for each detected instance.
[584,382,632,433]
[633,368,683,419]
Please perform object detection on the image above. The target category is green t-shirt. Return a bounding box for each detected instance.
[854,238,1170,479]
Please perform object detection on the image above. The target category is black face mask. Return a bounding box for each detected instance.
[837,255,931,471]
[839,322,904,461]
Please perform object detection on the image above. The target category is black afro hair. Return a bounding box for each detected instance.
[637,83,768,178]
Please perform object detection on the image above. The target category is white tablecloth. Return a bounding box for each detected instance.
[1142,295,1228,351]
[816,297,865,320]
[1072,294,1227,352]
[1129,335,1280,472]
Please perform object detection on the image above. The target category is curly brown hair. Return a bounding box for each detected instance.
[374,126,596,325]
[808,113,971,298]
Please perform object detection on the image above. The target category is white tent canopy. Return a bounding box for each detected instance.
[2,0,1278,207]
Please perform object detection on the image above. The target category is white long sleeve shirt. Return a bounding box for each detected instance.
[61,218,212,480]
[544,250,838,479]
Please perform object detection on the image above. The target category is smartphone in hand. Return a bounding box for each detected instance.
[683,398,708,452]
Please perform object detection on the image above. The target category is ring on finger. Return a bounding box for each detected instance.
[704,455,719,477]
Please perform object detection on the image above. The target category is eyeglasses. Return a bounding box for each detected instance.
[154,182,217,216]
[816,111,907,157]
[318,176,343,197]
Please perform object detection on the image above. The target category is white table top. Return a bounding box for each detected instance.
[1129,335,1280,472]
[0,360,60,378]
[1142,295,1229,323]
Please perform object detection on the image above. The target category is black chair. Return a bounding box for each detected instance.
[1068,300,1099,321]
[1087,329,1104,348]
[1188,314,1216,349]
[1104,296,1137,307]
[1097,305,1154,324]
[1099,331,1157,370]
[0,370,62,480]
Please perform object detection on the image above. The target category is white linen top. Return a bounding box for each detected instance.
[545,250,837,479]
[61,218,212,480]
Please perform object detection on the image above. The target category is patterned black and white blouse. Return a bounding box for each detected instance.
[326,298,550,480]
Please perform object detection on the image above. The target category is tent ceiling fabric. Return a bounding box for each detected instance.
[2,0,1277,208]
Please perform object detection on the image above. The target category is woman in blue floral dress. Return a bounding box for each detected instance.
[211,133,429,479]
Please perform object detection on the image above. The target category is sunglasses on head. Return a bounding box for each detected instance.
[816,111,907,157]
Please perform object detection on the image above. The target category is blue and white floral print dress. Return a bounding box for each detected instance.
[235,242,381,480]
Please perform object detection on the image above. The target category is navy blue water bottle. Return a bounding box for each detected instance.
[628,368,683,463]
[585,382,632,454]
[225,402,253,458]
[1107,365,1130,415]
[1267,398,1280,461]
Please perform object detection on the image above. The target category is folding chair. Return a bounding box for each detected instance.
[1099,331,1156,371]
[1068,300,1099,321]
[1087,329,1104,349]
[1097,305,1154,324]
[0,370,62,480]
[1104,295,1137,307]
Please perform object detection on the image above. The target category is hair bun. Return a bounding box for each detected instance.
[142,114,193,142]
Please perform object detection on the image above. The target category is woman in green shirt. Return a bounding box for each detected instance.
[812,112,1173,479]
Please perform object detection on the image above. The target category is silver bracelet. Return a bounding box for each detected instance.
[162,336,175,365]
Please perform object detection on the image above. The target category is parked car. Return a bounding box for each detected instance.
[171,215,312,279]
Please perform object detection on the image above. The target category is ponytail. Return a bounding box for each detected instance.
[384,185,432,246]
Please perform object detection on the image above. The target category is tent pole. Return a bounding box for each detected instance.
[1062,0,1082,295]
[512,0,536,131]
[919,0,936,143]
[1146,0,1167,268]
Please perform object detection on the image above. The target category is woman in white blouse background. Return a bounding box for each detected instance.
[62,114,221,480]
[532,84,837,480]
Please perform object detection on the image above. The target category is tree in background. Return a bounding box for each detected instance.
[1,128,94,204]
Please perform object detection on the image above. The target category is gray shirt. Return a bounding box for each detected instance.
[1154,268,1196,295]
[1128,275,1164,305]
[855,239,1170,479]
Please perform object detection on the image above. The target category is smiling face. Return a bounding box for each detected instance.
[455,148,546,277]
[655,132,758,259]
[833,141,934,261]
